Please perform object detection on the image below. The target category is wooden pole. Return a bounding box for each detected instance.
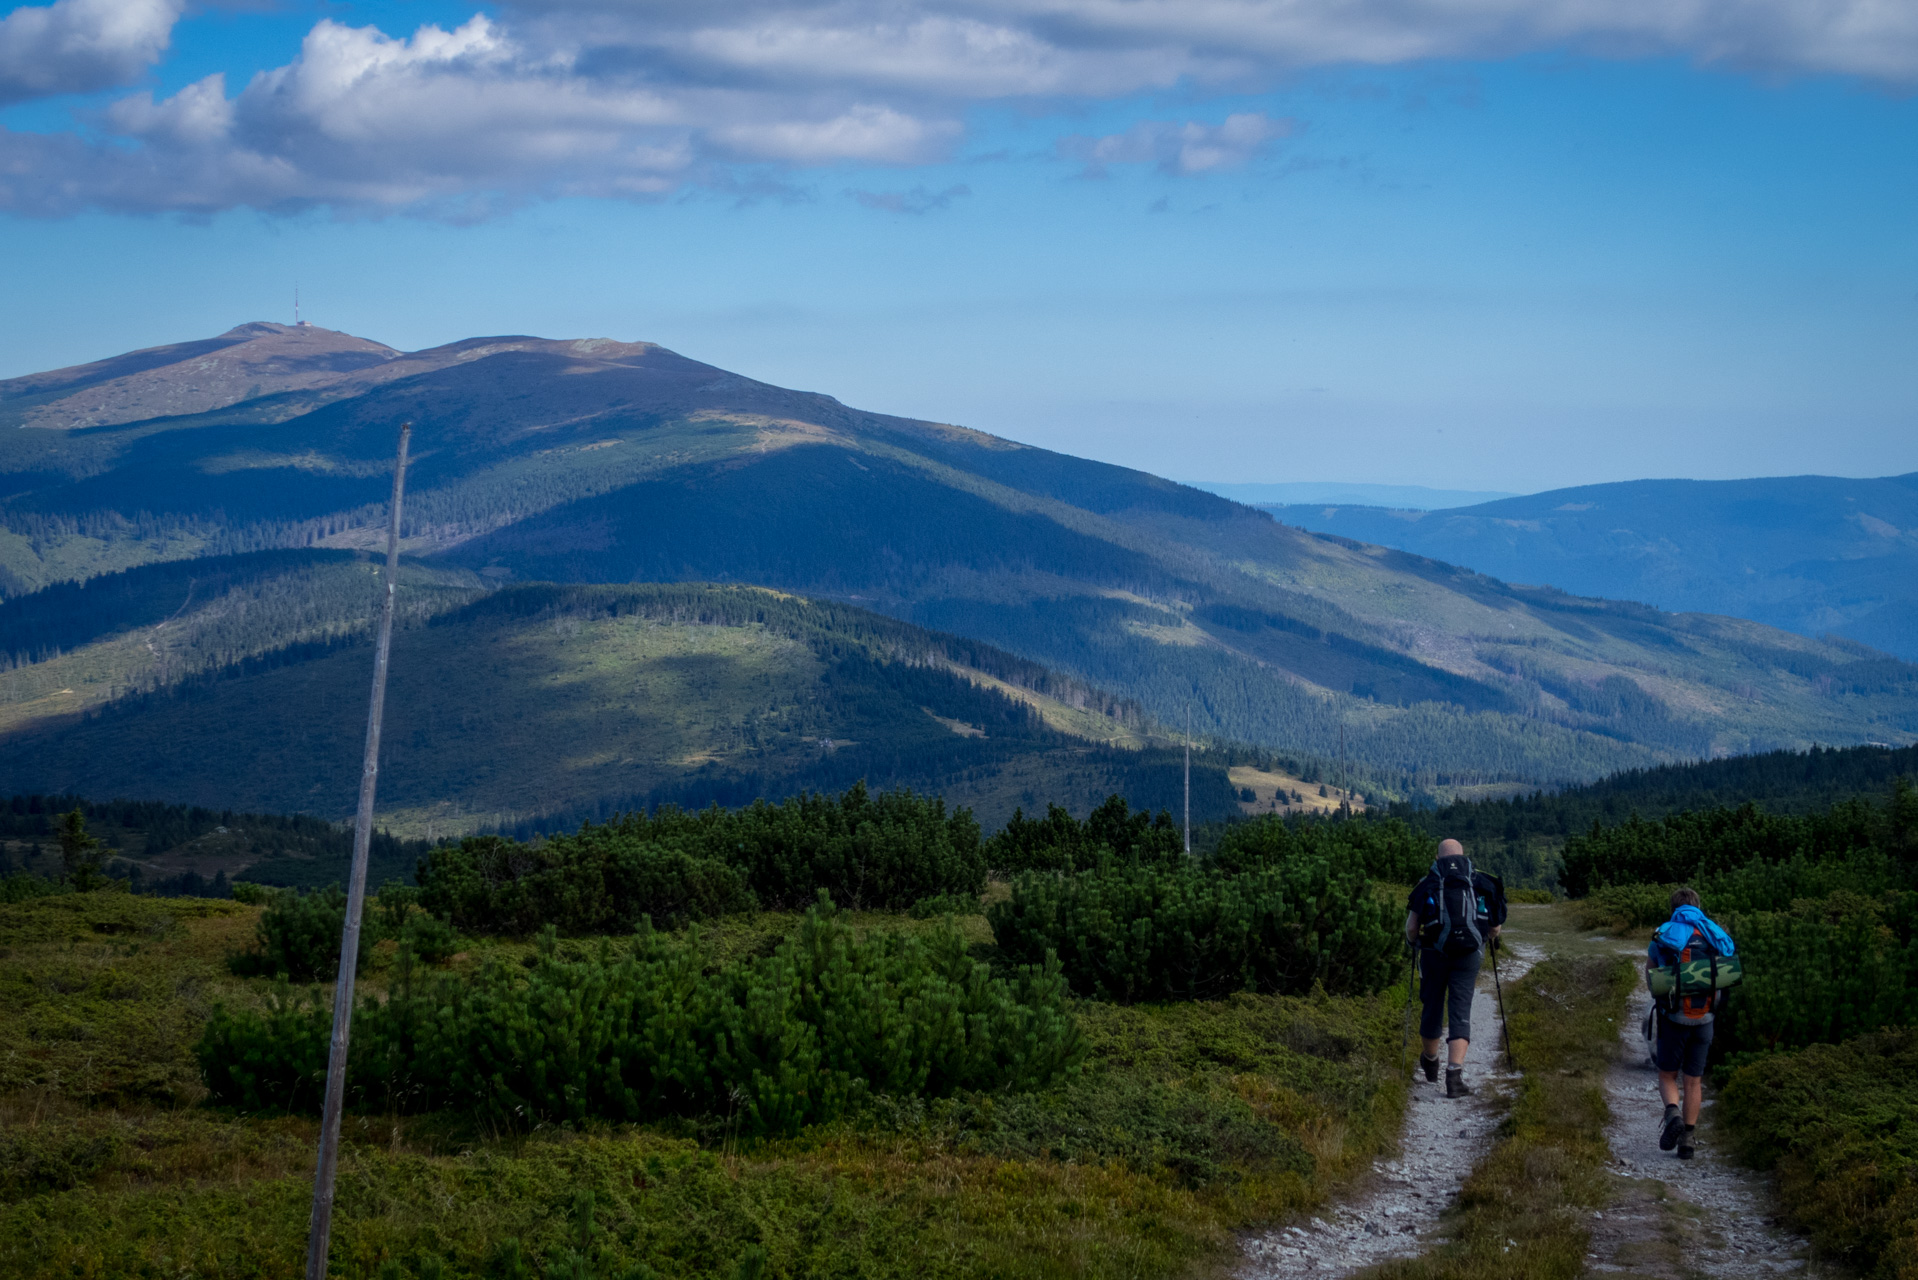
[305,422,411,1280]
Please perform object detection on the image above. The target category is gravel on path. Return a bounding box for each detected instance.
[1591,984,1827,1278]
[1239,943,1539,1278]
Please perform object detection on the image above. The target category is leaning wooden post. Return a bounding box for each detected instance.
[305,421,411,1280]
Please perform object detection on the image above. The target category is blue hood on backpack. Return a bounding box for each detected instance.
[1649,905,1735,958]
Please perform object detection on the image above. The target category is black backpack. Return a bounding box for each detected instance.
[1423,854,1493,958]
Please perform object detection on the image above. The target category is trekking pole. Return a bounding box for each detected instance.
[1398,941,1418,1074]
[1490,936,1516,1070]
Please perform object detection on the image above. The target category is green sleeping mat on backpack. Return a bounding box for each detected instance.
[1647,952,1744,997]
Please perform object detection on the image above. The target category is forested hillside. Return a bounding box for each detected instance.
[0,575,1240,835]
[2,324,1913,796]
[1398,741,1918,886]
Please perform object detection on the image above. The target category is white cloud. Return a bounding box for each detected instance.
[1062,112,1294,175]
[4,0,1916,216]
[849,182,972,213]
[0,0,180,104]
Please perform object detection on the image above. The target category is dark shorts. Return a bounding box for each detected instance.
[1419,947,1483,1042]
[1655,1015,1713,1078]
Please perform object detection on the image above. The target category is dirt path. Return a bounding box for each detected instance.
[1588,984,1824,1278]
[1239,941,1540,1277]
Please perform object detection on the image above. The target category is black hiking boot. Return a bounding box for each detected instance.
[1420,1053,1440,1083]
[1445,1067,1472,1098]
[1677,1126,1696,1160]
[1659,1106,1684,1152]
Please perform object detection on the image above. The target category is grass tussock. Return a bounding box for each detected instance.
[0,890,1413,1279]
[1360,952,1636,1280]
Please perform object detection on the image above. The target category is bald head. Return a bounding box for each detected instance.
[1438,839,1465,859]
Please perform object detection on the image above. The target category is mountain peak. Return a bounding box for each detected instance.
[1,323,400,430]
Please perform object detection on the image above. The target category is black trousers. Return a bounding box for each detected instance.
[1419,947,1483,1043]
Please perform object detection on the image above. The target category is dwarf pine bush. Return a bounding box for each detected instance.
[228,886,365,983]
[989,856,1399,1002]
[985,795,1184,875]
[196,983,332,1113]
[197,897,1081,1133]
[1207,813,1434,883]
[419,782,985,934]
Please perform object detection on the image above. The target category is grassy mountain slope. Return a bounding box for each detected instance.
[0,573,1235,834]
[0,323,399,432]
[2,325,1913,793]
[1264,472,1918,661]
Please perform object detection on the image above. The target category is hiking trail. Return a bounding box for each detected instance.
[1586,982,1826,1278]
[1239,939,1540,1277]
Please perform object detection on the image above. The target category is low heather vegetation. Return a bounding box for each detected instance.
[2,783,1435,1279]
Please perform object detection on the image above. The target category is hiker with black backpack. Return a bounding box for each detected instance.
[1404,839,1509,1097]
[1646,887,1742,1160]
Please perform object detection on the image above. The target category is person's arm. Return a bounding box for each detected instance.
[1404,909,1420,947]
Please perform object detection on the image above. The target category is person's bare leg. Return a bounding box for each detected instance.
[1448,1037,1468,1066]
[1682,1074,1703,1126]
[1659,1070,1681,1107]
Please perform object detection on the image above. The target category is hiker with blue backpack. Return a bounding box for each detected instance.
[1404,840,1509,1098]
[1646,887,1742,1160]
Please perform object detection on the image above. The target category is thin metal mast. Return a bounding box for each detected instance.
[1183,702,1191,855]
[304,422,411,1280]
[1339,722,1347,813]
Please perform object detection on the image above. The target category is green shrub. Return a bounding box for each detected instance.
[1719,891,1918,1056]
[228,886,366,982]
[1721,1027,1918,1277]
[988,856,1398,1002]
[1208,814,1433,884]
[1568,882,1674,932]
[199,898,1082,1135]
[0,872,66,904]
[419,782,984,934]
[228,880,270,904]
[907,892,981,919]
[402,910,462,963]
[418,836,754,936]
[1702,849,1900,916]
[986,795,1183,875]
[1505,887,1557,905]
[373,880,422,935]
[195,984,332,1113]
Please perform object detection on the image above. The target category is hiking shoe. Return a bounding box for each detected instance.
[1445,1068,1472,1098]
[1420,1053,1440,1083]
[1659,1110,1684,1152]
[1677,1127,1696,1161]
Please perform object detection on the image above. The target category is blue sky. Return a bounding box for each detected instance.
[1,0,1914,492]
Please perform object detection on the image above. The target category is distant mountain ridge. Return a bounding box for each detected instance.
[1264,473,1918,661]
[1190,481,1522,509]
[0,322,1913,821]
